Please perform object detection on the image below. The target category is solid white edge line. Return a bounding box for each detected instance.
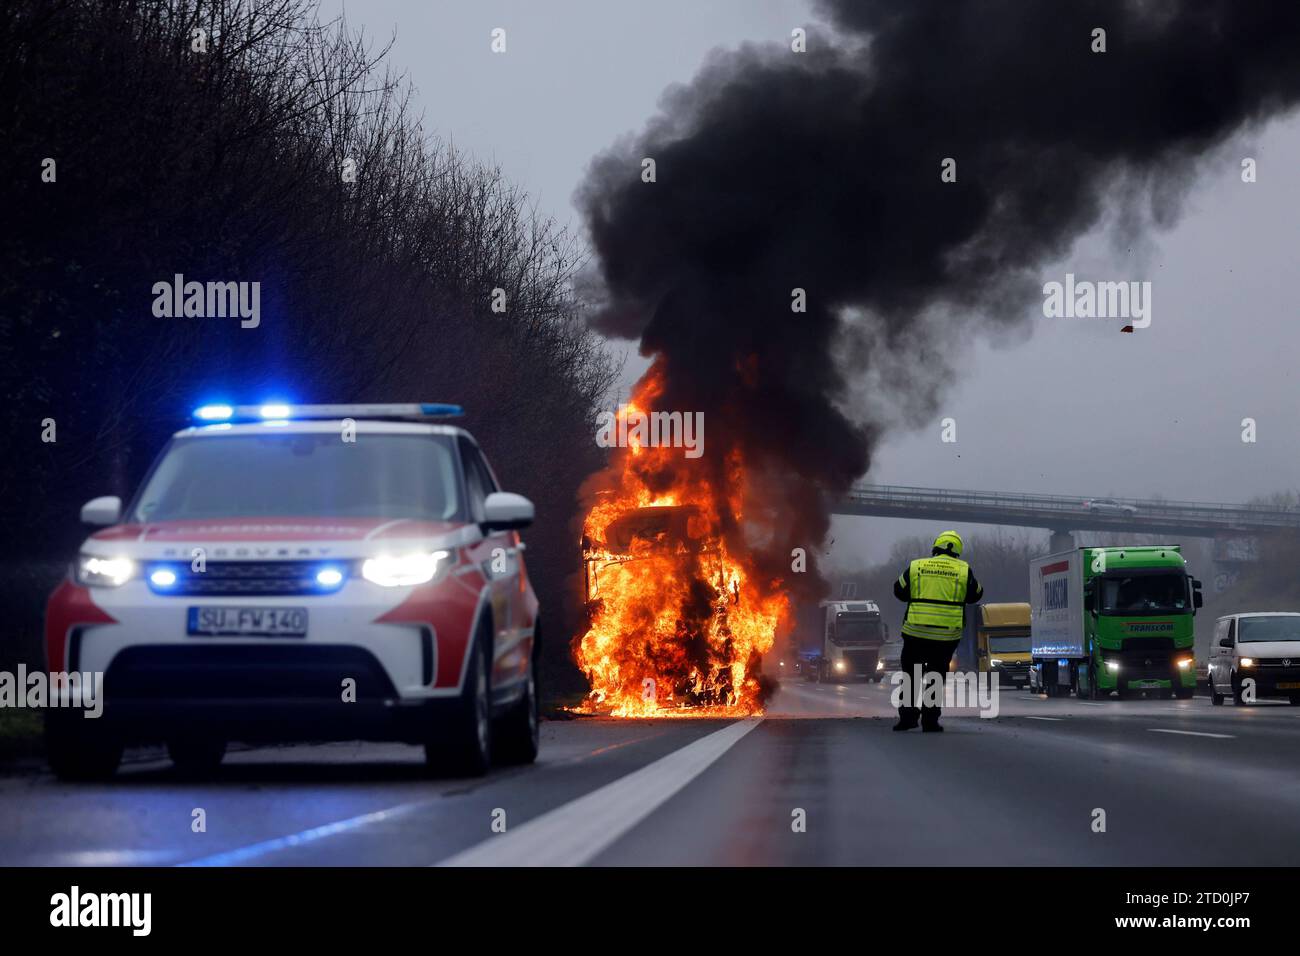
[437,718,762,867]
[1024,716,1063,721]
[1148,728,1234,739]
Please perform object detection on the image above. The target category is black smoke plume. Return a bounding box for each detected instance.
[576,0,1300,595]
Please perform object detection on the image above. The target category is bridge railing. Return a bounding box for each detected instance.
[846,484,1300,529]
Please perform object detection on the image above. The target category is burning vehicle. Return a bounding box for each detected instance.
[573,397,787,717]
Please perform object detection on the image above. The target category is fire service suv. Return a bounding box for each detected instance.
[43,403,539,780]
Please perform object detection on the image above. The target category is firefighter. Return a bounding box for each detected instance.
[892,530,983,732]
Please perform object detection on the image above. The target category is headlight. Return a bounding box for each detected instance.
[1106,660,1120,672]
[77,554,135,587]
[1176,657,1192,669]
[834,659,846,671]
[990,657,1003,666]
[361,550,453,587]
[876,659,884,671]
[1239,657,1255,668]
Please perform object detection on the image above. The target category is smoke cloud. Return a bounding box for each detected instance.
[576,0,1300,590]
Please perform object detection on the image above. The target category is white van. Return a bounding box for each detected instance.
[1207,612,1300,706]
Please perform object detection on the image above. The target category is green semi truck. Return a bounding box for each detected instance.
[1029,546,1203,700]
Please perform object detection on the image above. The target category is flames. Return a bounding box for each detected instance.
[573,365,788,717]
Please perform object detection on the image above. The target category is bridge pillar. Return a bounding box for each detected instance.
[1049,529,1075,554]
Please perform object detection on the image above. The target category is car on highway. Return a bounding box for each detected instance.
[1081,497,1138,516]
[877,638,903,679]
[1207,612,1300,706]
[43,403,540,780]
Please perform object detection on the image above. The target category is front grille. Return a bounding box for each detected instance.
[843,649,879,672]
[1256,658,1300,668]
[148,560,346,596]
[105,645,396,699]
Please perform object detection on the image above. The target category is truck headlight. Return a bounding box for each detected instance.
[362,550,453,587]
[876,659,884,671]
[1239,657,1255,668]
[1176,657,1192,669]
[76,554,135,588]
[834,659,846,671]
[1106,660,1120,672]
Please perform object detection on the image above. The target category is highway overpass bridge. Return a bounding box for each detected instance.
[835,484,1300,559]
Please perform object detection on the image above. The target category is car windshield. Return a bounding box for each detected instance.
[833,615,883,645]
[130,432,462,522]
[1237,617,1300,643]
[1098,574,1188,614]
[988,635,1031,653]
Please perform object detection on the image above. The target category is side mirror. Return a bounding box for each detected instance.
[1218,636,1234,648]
[80,495,122,526]
[482,492,533,532]
[1192,578,1204,609]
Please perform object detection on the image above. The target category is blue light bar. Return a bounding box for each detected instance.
[194,404,234,421]
[191,403,463,423]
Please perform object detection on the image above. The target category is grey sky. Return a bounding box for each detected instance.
[326,0,1300,567]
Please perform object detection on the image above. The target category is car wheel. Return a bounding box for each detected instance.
[494,634,540,766]
[167,737,227,777]
[1231,675,1247,706]
[1210,681,1224,705]
[427,620,492,777]
[45,714,122,782]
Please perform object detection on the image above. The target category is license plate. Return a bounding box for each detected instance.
[1136,680,1163,688]
[188,606,307,637]
[1278,682,1300,690]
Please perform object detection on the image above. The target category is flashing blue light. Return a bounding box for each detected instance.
[260,403,292,419]
[420,403,463,417]
[150,569,178,587]
[195,404,234,421]
[316,567,345,588]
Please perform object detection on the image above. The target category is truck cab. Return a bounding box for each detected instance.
[954,603,1031,687]
[817,599,887,682]
[1030,546,1202,700]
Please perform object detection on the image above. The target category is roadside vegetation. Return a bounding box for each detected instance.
[0,0,617,696]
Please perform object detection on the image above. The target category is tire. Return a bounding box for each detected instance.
[167,737,227,777]
[494,632,540,766]
[427,620,492,776]
[1086,665,1107,700]
[45,714,122,782]
[1210,681,1225,705]
[1231,674,1247,706]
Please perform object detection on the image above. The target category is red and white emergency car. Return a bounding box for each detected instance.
[43,403,539,779]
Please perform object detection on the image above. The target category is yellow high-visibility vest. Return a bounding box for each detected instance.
[899,554,969,640]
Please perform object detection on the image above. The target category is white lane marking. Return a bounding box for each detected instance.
[1148,728,1234,739]
[1023,716,1063,721]
[439,719,762,867]
[177,800,432,867]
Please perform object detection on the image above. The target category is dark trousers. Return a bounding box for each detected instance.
[898,634,959,726]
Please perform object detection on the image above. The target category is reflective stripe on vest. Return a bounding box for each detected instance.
[901,555,969,640]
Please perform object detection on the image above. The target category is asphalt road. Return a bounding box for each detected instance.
[2,680,1298,866]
